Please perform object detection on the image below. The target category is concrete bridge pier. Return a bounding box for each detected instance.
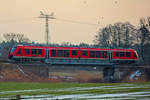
[103,66,115,83]
[37,66,49,77]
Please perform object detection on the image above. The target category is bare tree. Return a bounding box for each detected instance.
[3,33,31,43]
[16,34,24,43]
[3,33,17,42]
[94,22,138,48]
[79,42,90,47]
[138,17,150,63]
[94,27,111,47]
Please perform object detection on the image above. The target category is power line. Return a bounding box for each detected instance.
[56,18,99,26]
[0,17,36,23]
[0,17,100,26]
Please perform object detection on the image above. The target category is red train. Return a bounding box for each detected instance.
[8,45,139,65]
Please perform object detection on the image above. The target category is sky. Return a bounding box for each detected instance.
[0,0,150,44]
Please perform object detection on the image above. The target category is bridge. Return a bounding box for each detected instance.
[1,58,149,82]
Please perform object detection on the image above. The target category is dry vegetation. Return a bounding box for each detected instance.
[0,63,104,83]
[77,71,103,83]
[0,63,61,82]
[0,63,150,83]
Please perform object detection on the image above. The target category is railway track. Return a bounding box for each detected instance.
[0,59,149,68]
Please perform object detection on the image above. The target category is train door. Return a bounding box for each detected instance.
[109,51,112,62]
[45,48,50,59]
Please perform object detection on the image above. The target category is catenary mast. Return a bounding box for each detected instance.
[39,11,55,45]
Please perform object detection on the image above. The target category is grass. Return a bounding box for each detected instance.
[0,82,150,98]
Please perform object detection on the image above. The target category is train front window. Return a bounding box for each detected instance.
[10,46,16,53]
[133,52,137,58]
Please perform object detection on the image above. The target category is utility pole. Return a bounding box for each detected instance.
[39,11,55,45]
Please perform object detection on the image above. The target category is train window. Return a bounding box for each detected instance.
[120,52,125,57]
[89,51,95,58]
[24,49,30,55]
[102,51,107,58]
[96,51,101,58]
[126,52,131,57]
[10,46,16,53]
[64,50,70,57]
[81,50,87,56]
[17,48,21,55]
[51,50,56,57]
[31,49,37,55]
[115,52,119,57]
[133,52,137,58]
[72,50,77,56]
[38,49,42,55]
[58,50,63,57]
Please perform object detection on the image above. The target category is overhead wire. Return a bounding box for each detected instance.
[55,17,99,26]
[0,17,100,26]
[0,17,37,24]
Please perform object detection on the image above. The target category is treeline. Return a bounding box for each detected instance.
[0,17,150,64]
[94,17,150,64]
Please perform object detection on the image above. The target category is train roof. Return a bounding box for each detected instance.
[15,45,136,51]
